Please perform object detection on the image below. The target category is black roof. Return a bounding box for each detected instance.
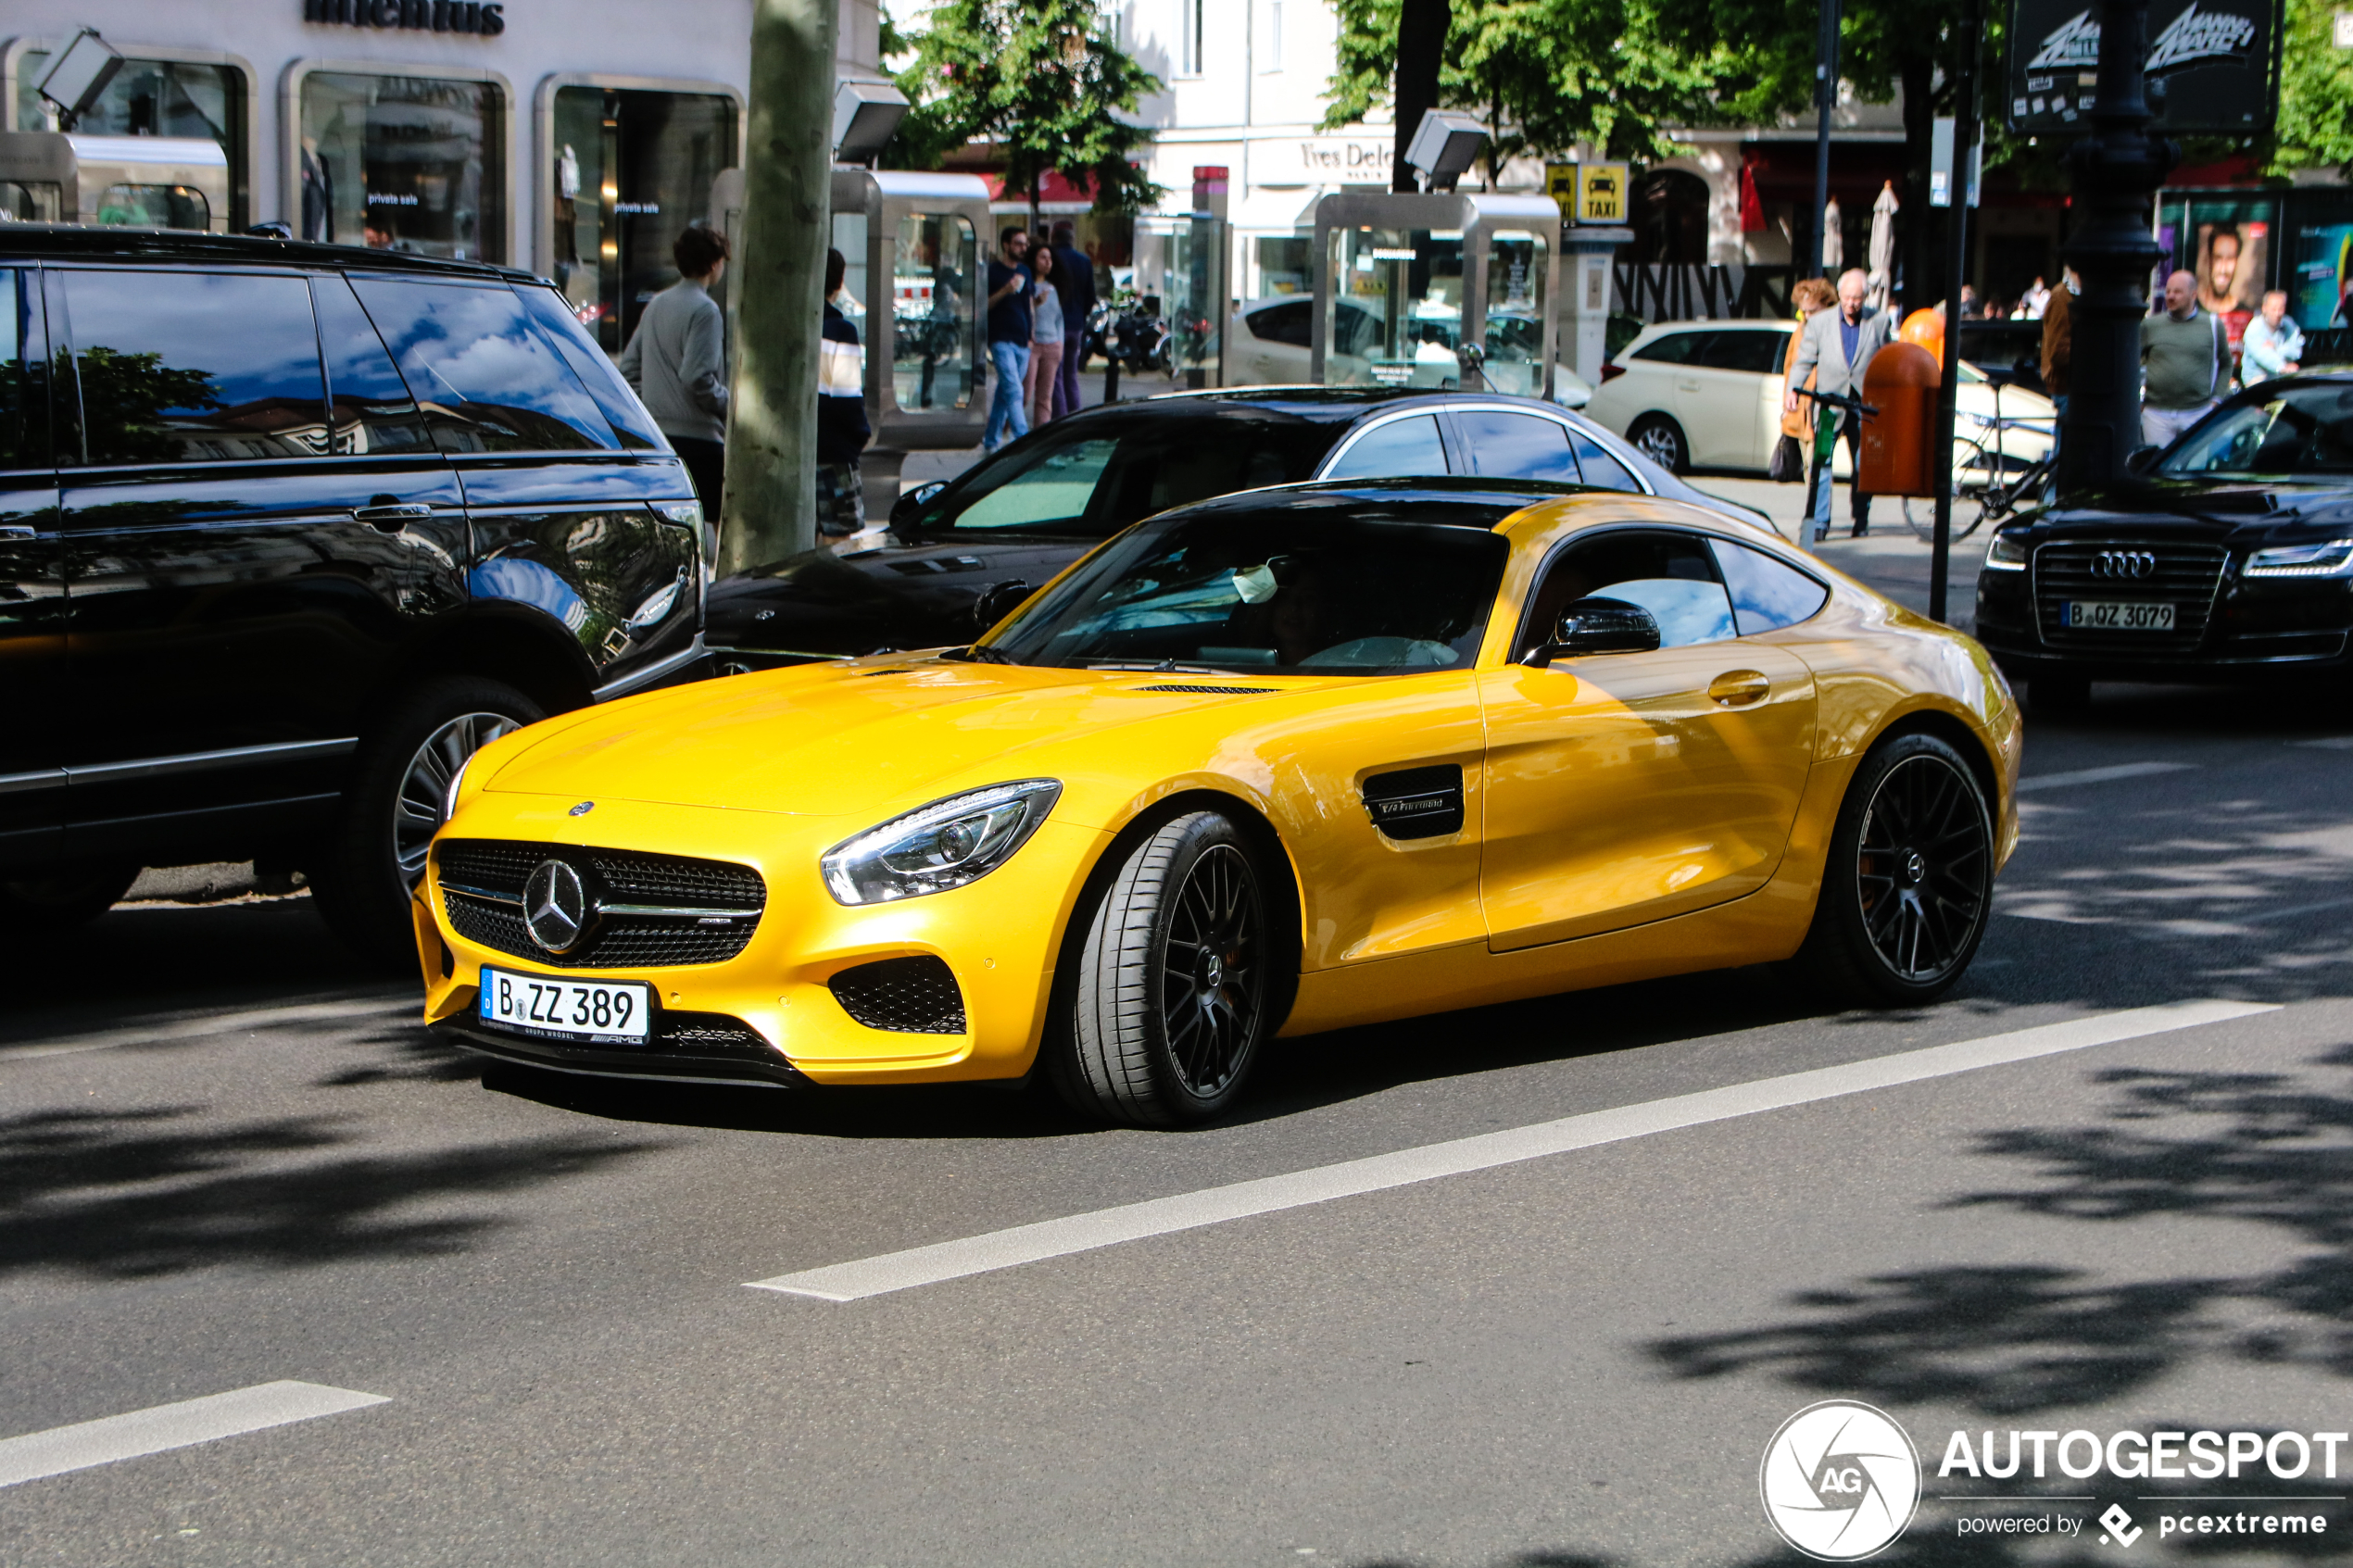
[1050,384,1584,429]
[1151,475,1584,530]
[0,222,535,283]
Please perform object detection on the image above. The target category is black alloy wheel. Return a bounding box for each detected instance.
[1790,732,1994,1007]
[1627,415,1689,473]
[1052,810,1274,1126]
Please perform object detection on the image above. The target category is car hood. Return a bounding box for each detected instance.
[483,656,1282,817]
[2035,479,2353,538]
[706,531,1095,658]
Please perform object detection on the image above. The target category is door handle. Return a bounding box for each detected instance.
[1708,670,1771,708]
[1675,377,1700,392]
[352,503,433,532]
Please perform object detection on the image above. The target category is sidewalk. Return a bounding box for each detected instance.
[1687,473,1988,632]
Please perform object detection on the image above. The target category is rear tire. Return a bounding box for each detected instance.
[1049,810,1273,1127]
[1628,415,1690,474]
[312,676,542,969]
[1787,732,1994,1009]
[0,864,141,939]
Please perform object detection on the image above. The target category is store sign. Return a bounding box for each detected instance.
[1253,136,1392,183]
[303,0,508,36]
[2005,0,2279,133]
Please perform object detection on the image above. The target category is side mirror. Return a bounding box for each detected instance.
[2124,447,2159,478]
[972,578,1031,632]
[891,481,947,526]
[1522,596,1662,668]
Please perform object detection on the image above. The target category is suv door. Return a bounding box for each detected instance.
[0,266,63,868]
[352,276,699,697]
[1687,327,1791,469]
[52,264,456,859]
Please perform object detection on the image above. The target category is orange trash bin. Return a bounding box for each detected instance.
[1857,341,1941,497]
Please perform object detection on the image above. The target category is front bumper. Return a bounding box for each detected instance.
[1975,562,2353,682]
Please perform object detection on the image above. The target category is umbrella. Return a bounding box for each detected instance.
[1822,195,1844,272]
[1867,180,1898,308]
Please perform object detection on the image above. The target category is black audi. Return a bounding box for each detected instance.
[707,386,1769,667]
[1974,373,2353,710]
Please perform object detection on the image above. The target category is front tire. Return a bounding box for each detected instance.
[1627,415,1690,473]
[0,864,141,939]
[1789,732,1994,1008]
[311,676,541,967]
[1051,811,1273,1126]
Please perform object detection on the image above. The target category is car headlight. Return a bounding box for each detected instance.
[821,780,1063,905]
[2243,539,2353,578]
[1984,529,2029,570]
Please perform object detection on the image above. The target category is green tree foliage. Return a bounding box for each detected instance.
[2271,0,2353,174]
[885,0,1166,220]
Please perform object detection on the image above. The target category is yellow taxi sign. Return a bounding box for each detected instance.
[1545,162,1579,221]
[1578,162,1628,223]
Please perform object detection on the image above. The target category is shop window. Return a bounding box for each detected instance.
[13,53,247,229]
[1629,169,1710,267]
[550,86,738,354]
[1255,236,1311,296]
[894,212,978,412]
[299,70,506,262]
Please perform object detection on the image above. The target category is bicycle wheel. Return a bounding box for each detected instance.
[1902,438,1991,542]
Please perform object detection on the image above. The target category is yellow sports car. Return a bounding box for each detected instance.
[419,479,2020,1124]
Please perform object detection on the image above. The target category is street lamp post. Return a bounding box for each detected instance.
[1810,0,1841,282]
[2057,0,2176,489]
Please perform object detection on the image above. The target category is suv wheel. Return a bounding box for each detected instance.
[312,677,542,967]
[1628,415,1690,473]
[0,865,142,938]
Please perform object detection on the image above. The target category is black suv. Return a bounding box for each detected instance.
[1,228,703,959]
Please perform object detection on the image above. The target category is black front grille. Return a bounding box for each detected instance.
[436,838,765,970]
[2032,540,2228,650]
[829,956,966,1034]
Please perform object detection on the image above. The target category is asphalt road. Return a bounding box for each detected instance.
[4,539,2349,1568]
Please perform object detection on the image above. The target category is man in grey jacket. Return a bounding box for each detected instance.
[620,225,730,515]
[1786,268,1895,538]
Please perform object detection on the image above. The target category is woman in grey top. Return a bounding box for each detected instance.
[1023,242,1066,431]
[619,225,730,514]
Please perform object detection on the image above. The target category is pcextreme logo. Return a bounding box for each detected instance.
[1761,1401,1923,1561]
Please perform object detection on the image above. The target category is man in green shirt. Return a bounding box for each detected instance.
[2140,269,2230,451]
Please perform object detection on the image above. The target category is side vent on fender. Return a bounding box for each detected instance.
[1361,765,1465,841]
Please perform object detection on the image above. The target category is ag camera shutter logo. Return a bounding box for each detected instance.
[1761,1400,1923,1560]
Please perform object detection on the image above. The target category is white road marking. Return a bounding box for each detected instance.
[0,1382,389,1490]
[749,998,2277,1303]
[2014,761,2197,794]
[0,997,415,1063]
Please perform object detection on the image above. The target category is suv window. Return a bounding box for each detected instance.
[312,276,433,457]
[514,284,664,451]
[1697,329,1790,375]
[0,270,46,470]
[1457,409,1579,483]
[62,270,328,467]
[1629,331,1707,366]
[1248,299,1313,348]
[353,278,617,454]
[1321,413,1447,480]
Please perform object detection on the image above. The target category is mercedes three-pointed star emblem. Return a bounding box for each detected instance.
[522,859,592,953]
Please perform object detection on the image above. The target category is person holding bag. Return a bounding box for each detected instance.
[1773,278,1838,486]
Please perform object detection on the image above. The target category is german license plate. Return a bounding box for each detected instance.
[478,968,651,1045]
[2061,600,2174,631]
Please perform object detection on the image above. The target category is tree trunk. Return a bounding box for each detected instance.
[1897,51,1936,320]
[1391,0,1449,192]
[719,0,839,575]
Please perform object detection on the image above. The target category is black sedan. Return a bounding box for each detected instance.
[709,387,1770,667]
[1974,373,2353,709]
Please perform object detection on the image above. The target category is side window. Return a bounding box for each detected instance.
[1697,331,1789,374]
[513,283,663,451]
[1630,331,1706,366]
[1518,529,1736,658]
[1711,538,1830,634]
[950,438,1119,529]
[62,270,327,467]
[0,270,49,470]
[1320,413,1448,481]
[1248,300,1313,348]
[351,278,616,454]
[1566,428,1642,492]
[312,276,434,457]
[1456,409,1579,483]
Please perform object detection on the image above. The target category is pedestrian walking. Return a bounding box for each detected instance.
[816,246,872,539]
[618,224,730,516]
[1049,220,1097,418]
[1777,278,1838,548]
[2140,269,2229,450]
[2041,267,2077,495]
[982,227,1034,450]
[2241,291,2305,386]
[1787,268,1894,539]
[1022,244,1066,431]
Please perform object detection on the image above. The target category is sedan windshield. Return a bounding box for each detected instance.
[903,412,1346,537]
[2160,383,2353,479]
[982,503,1508,675]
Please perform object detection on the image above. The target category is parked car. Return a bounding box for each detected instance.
[424,479,2017,1123]
[1224,296,1594,408]
[0,226,704,958]
[1973,372,2353,710]
[706,387,1766,668]
[1584,319,2056,481]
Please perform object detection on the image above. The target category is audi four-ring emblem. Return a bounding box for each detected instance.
[2089,549,2158,579]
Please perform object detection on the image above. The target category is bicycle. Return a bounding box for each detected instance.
[1902,381,2056,543]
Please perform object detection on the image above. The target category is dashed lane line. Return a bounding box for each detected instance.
[0,997,416,1064]
[748,998,2278,1303]
[2014,761,2197,794]
[0,1382,389,1490]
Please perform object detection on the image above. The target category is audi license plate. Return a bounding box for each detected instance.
[478,968,652,1045]
[2061,600,2174,631]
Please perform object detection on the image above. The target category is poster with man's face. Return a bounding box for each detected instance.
[2196,222,2267,316]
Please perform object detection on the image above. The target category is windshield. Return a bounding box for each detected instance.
[983,504,1508,675]
[904,412,1346,537]
[2160,383,2353,479]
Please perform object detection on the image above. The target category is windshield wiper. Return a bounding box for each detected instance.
[1081,659,1228,673]
[940,644,1017,664]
